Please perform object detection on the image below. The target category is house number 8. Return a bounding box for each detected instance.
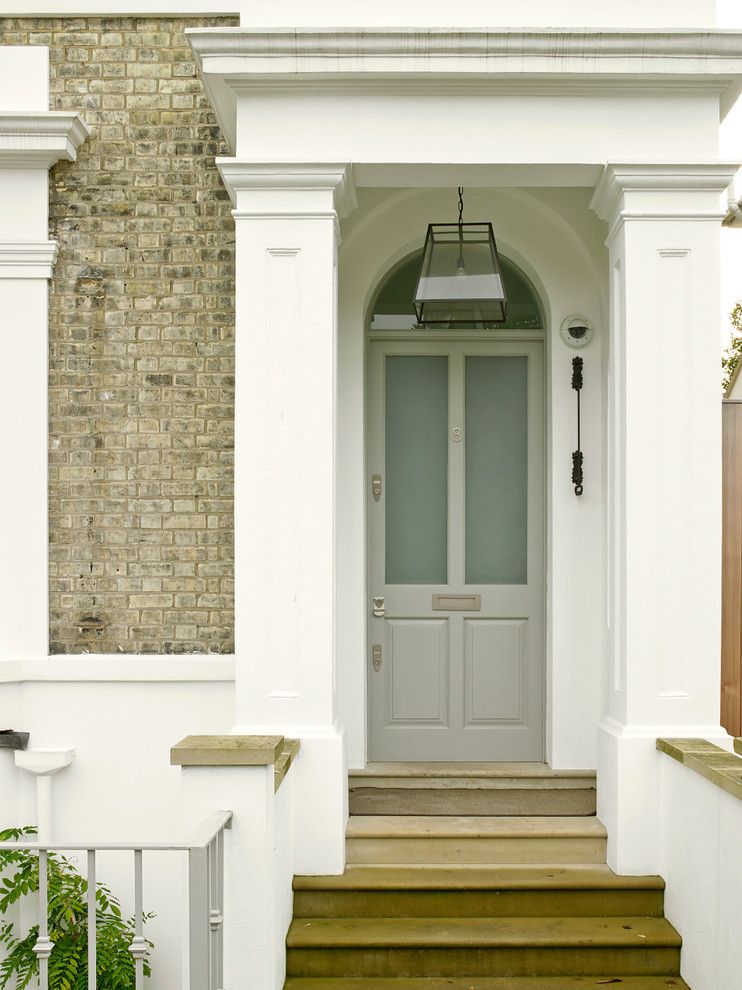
[451,427,463,442]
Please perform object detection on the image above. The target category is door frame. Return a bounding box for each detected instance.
[364,327,548,763]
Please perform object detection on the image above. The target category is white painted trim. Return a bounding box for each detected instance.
[217,161,357,216]
[0,1,240,11]
[0,241,58,279]
[590,161,741,221]
[188,27,742,61]
[0,657,236,682]
[0,113,90,168]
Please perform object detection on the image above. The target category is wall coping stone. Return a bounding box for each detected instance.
[657,737,742,801]
[171,734,300,791]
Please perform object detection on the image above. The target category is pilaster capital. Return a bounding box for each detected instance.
[590,161,740,244]
[0,240,59,279]
[216,160,357,220]
[0,112,89,169]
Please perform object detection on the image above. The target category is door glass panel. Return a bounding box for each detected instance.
[385,356,448,584]
[465,356,528,584]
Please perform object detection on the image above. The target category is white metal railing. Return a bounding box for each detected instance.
[0,810,232,990]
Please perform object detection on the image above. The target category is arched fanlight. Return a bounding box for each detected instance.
[413,187,508,328]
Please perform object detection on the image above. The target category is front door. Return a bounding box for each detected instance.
[368,339,544,761]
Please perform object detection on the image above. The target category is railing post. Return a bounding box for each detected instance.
[87,849,97,989]
[128,849,148,990]
[32,849,53,990]
[188,845,210,990]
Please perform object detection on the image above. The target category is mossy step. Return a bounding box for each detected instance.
[286,917,681,978]
[287,917,681,949]
[285,978,690,990]
[293,866,664,918]
[294,865,662,891]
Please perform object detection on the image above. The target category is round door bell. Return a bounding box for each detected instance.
[560,315,594,349]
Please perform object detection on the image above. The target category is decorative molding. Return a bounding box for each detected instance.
[0,657,236,683]
[0,241,59,279]
[188,27,742,62]
[0,112,89,168]
[188,28,742,150]
[217,160,357,217]
[15,748,75,776]
[591,161,740,221]
[590,162,741,244]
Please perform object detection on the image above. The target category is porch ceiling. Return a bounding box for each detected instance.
[187,27,742,151]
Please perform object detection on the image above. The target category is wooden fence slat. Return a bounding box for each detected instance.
[721,400,742,737]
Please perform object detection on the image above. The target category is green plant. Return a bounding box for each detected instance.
[0,826,153,990]
[722,301,742,395]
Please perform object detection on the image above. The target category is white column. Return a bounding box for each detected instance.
[590,162,740,873]
[0,47,88,662]
[218,162,356,873]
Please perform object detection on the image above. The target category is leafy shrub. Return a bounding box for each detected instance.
[0,826,153,989]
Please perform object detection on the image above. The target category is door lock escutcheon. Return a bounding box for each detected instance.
[372,644,383,672]
[372,596,386,617]
[372,474,382,502]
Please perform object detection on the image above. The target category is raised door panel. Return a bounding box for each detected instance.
[464,618,526,726]
[387,619,449,725]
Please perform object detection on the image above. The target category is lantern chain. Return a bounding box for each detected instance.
[457,186,464,227]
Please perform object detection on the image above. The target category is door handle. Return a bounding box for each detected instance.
[372,596,385,617]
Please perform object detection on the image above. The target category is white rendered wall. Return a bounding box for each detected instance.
[337,185,605,770]
[5,675,235,990]
[659,756,742,990]
[234,93,720,170]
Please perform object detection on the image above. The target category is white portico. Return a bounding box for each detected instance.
[186,19,742,879]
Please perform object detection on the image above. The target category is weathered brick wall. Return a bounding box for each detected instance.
[0,17,238,653]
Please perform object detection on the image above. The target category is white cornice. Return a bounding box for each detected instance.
[590,162,741,242]
[187,27,742,151]
[188,27,742,61]
[0,112,90,168]
[216,161,357,217]
[0,241,59,279]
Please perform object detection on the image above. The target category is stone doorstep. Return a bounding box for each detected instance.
[657,737,742,801]
[170,734,300,792]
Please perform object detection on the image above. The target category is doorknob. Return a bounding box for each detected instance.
[372,596,385,617]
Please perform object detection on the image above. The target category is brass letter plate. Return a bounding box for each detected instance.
[432,594,481,611]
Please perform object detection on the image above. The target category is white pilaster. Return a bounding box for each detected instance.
[218,162,356,873]
[0,51,89,662]
[590,162,740,873]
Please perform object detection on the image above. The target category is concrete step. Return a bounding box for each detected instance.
[293,864,664,918]
[345,816,607,865]
[286,916,682,977]
[286,979,691,990]
[349,764,597,817]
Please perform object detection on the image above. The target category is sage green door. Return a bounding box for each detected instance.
[368,340,545,761]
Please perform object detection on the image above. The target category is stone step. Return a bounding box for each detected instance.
[286,979,691,990]
[345,816,607,865]
[293,864,664,918]
[286,916,682,977]
[349,764,597,817]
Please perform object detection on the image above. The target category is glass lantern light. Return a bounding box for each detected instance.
[413,187,508,328]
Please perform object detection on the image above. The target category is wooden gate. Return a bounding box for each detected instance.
[722,399,742,737]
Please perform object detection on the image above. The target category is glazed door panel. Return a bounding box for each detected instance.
[368,339,544,761]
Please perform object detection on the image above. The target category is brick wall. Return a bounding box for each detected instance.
[0,17,238,653]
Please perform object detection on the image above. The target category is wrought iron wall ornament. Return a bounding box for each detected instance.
[572,356,584,496]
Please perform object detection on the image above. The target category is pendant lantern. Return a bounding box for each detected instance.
[413,187,508,328]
